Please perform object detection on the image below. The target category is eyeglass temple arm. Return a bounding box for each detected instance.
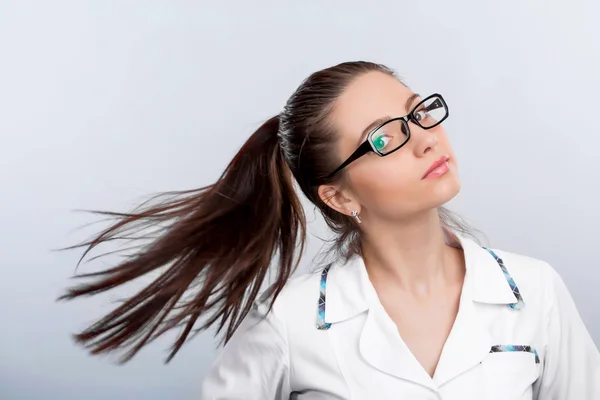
[326,141,372,179]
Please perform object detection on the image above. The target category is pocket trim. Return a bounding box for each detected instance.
[490,344,540,364]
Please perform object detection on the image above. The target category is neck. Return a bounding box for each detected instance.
[360,209,462,295]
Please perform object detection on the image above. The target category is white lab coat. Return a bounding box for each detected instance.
[200,235,600,399]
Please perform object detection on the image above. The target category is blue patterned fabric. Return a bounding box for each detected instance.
[484,248,525,310]
[490,344,540,364]
[317,265,332,330]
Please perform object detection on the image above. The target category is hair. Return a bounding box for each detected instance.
[60,61,476,363]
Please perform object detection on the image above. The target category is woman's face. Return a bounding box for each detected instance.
[325,71,461,221]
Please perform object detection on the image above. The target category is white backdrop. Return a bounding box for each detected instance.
[1,1,599,399]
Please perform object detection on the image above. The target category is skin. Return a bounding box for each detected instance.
[317,71,466,378]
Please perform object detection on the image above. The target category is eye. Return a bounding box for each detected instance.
[414,109,429,122]
[373,135,392,151]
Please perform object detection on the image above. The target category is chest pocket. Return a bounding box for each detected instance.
[481,347,540,399]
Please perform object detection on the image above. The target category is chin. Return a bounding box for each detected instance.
[430,173,461,206]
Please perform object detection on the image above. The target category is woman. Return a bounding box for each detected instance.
[62,61,600,399]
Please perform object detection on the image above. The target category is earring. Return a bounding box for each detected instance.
[351,210,362,224]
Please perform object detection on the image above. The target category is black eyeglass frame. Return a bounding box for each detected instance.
[325,93,449,179]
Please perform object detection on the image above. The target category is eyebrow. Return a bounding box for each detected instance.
[405,93,421,112]
[356,93,421,145]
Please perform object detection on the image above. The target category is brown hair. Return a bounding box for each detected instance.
[61,61,474,363]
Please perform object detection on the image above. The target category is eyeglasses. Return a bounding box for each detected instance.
[325,93,449,179]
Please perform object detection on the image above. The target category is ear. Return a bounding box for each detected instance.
[317,183,360,218]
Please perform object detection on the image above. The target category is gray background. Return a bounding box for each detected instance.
[1,1,599,399]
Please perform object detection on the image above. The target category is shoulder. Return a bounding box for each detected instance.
[280,267,325,301]
[487,245,563,312]
[491,246,554,278]
[255,267,325,332]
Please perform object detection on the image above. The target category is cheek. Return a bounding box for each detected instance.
[348,153,421,208]
[347,146,461,217]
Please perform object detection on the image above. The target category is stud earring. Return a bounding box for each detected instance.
[351,210,362,224]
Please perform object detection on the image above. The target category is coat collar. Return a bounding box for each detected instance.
[319,255,373,327]
[318,232,523,329]
[460,235,524,308]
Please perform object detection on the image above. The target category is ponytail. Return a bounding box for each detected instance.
[60,115,306,362]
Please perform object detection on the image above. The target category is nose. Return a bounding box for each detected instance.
[410,123,438,157]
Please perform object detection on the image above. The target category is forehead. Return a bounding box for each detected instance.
[332,71,415,140]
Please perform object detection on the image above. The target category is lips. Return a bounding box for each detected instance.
[422,155,450,179]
